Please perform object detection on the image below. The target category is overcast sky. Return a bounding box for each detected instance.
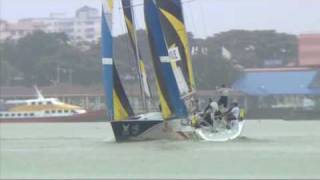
[1,0,320,38]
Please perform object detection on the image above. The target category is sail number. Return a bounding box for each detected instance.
[168,47,181,61]
[121,124,140,136]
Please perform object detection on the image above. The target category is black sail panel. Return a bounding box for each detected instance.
[156,0,196,94]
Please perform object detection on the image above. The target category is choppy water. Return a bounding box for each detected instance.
[1,120,320,179]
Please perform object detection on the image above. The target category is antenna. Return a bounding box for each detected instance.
[33,85,44,100]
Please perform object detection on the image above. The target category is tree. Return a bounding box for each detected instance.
[0,30,298,89]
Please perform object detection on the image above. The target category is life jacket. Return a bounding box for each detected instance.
[239,108,245,120]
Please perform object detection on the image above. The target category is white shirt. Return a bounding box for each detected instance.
[210,101,219,112]
[231,106,240,120]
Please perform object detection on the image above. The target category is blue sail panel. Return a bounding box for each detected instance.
[144,0,188,119]
[101,4,134,121]
[101,9,114,120]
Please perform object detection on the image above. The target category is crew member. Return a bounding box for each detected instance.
[225,102,240,129]
[217,84,229,113]
[203,98,219,127]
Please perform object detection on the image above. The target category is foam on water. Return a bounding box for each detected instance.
[1,120,320,179]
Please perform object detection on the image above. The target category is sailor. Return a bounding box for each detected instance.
[191,98,200,113]
[225,102,240,129]
[203,98,219,127]
[203,98,212,113]
[217,84,229,113]
[191,112,202,128]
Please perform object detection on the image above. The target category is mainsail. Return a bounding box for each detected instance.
[144,0,188,119]
[156,0,196,95]
[101,0,134,121]
[121,0,151,100]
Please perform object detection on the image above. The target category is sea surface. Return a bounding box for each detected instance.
[0,120,320,179]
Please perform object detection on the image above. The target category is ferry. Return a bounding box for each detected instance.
[0,87,105,123]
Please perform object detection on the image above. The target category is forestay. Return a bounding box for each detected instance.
[121,0,152,99]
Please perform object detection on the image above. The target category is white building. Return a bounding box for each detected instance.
[0,20,46,41]
[0,6,102,43]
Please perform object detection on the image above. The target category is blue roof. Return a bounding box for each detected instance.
[232,70,320,95]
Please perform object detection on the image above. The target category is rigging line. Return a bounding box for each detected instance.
[119,0,146,113]
[135,0,158,110]
[183,1,198,36]
[118,1,132,85]
[199,0,209,38]
[184,0,200,56]
[130,0,148,112]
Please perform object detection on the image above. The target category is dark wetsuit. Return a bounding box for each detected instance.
[218,96,228,108]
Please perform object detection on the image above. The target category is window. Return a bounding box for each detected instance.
[85,21,94,25]
[5,114,9,117]
[52,110,56,113]
[38,102,43,105]
[58,110,62,113]
[11,113,16,117]
[0,113,2,117]
[46,101,53,105]
[85,28,94,33]
[45,110,50,114]
[30,113,34,116]
[17,113,21,117]
[86,34,94,39]
[24,113,28,116]
[64,110,69,113]
[31,102,36,105]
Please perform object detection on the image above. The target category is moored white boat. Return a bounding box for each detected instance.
[0,87,106,122]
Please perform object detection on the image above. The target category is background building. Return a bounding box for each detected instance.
[0,19,46,41]
[299,34,320,67]
[233,68,320,119]
[0,6,101,43]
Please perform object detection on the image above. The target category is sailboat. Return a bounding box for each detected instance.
[101,0,244,142]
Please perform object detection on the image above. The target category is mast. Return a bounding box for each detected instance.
[122,0,151,112]
[129,0,147,112]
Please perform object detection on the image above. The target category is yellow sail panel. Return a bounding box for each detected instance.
[9,104,82,112]
[140,60,146,74]
[113,90,129,121]
[160,9,196,90]
[107,0,113,11]
[139,61,151,97]
[155,80,172,119]
[124,16,135,43]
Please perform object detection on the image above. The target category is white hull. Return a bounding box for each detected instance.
[195,120,245,142]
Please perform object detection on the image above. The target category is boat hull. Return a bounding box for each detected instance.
[111,116,246,142]
[195,120,245,142]
[0,110,107,123]
[110,118,195,142]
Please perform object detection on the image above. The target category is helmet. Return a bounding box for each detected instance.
[232,101,238,106]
